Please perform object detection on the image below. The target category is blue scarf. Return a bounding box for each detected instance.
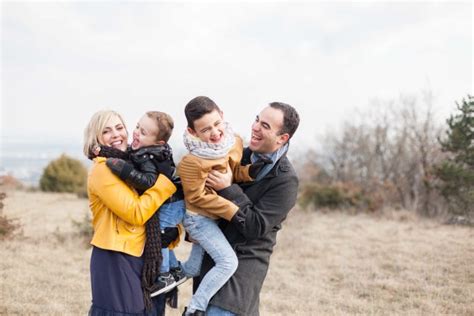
[250,143,289,181]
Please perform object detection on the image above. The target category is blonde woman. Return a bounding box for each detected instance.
[83,110,176,315]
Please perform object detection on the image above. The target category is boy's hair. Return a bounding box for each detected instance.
[184,96,221,130]
[146,111,174,143]
[83,110,127,159]
[269,102,300,139]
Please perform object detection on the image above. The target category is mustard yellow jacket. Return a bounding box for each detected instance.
[87,157,176,257]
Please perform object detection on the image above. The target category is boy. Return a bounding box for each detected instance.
[178,96,267,316]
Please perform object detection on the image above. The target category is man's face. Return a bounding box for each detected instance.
[249,106,289,154]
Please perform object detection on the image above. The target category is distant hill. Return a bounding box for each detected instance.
[0,139,87,186]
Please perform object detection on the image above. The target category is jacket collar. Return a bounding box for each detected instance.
[131,144,173,161]
[93,157,107,163]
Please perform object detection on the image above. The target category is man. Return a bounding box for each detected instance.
[201,102,300,316]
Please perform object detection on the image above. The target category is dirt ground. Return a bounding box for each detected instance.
[1,190,473,315]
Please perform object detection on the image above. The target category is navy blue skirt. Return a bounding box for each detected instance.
[88,246,166,316]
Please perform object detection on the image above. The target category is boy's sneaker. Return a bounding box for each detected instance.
[170,265,188,286]
[150,272,177,297]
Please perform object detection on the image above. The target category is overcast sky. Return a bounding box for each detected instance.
[1,1,472,154]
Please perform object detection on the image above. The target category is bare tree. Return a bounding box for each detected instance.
[315,92,444,215]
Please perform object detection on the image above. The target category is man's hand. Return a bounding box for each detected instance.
[206,164,233,191]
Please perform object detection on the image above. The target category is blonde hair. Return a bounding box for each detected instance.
[83,110,128,158]
[146,111,174,143]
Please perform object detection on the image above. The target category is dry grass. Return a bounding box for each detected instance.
[1,190,473,315]
[0,190,90,315]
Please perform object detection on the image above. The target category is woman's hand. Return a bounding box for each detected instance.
[206,164,233,191]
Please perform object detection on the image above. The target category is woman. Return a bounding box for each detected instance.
[83,110,175,315]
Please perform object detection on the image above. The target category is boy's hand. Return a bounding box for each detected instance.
[99,146,130,160]
[93,146,101,156]
[106,158,133,180]
[155,159,175,180]
[248,156,273,179]
[206,165,233,191]
[161,227,179,248]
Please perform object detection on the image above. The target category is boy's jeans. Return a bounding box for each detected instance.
[182,212,238,313]
[159,200,185,273]
[206,305,237,316]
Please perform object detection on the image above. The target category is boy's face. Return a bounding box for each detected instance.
[188,109,225,144]
[131,115,162,150]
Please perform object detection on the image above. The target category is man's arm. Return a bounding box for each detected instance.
[207,166,298,239]
[222,175,298,239]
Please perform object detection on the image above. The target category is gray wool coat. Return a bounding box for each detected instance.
[199,147,299,316]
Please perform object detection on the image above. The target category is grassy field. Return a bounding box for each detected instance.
[1,190,473,315]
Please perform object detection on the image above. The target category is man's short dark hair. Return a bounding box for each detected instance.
[269,102,300,139]
[185,96,221,130]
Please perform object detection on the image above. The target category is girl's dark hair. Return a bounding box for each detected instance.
[184,96,221,130]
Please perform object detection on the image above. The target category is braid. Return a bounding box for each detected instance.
[141,211,163,311]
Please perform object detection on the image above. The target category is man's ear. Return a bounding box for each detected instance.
[187,126,197,136]
[157,140,166,145]
[276,133,290,145]
[219,110,224,120]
